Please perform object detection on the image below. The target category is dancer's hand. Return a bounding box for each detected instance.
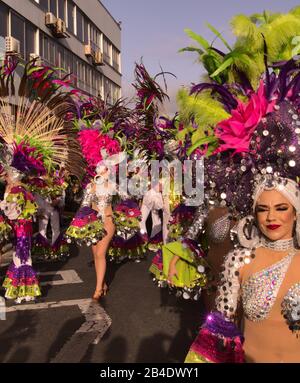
[167,263,178,286]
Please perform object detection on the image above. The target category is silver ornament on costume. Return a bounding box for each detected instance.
[233,216,260,249]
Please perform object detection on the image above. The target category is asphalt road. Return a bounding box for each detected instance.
[0,243,204,363]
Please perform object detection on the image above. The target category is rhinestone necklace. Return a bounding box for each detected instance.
[260,237,295,251]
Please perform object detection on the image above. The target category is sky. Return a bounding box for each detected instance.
[101,0,300,114]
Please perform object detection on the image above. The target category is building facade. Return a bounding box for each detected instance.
[0,0,121,103]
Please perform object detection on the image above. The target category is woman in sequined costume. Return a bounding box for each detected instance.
[66,152,127,300]
[108,151,149,263]
[186,176,300,363]
[184,61,300,362]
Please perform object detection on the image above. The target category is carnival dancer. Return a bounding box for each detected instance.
[66,148,126,300]
[30,166,69,262]
[148,163,209,300]
[108,149,149,263]
[185,54,300,362]
[0,58,82,302]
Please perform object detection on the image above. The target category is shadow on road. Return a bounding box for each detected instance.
[134,288,204,363]
[0,310,37,362]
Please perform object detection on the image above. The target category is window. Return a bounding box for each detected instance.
[57,45,64,76]
[90,24,100,49]
[67,0,74,33]
[49,0,57,16]
[96,74,102,98]
[103,37,111,64]
[0,2,8,38]
[11,12,25,57]
[112,82,120,103]
[39,0,49,12]
[86,65,91,93]
[76,9,83,42]
[83,17,88,44]
[49,39,56,65]
[57,0,65,20]
[25,22,36,60]
[112,46,120,72]
[40,33,50,63]
[103,76,112,103]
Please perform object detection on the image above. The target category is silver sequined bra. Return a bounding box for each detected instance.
[241,252,294,322]
[207,213,231,244]
[81,183,114,219]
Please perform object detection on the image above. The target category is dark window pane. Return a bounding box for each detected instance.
[57,45,64,76]
[83,17,88,44]
[25,22,35,60]
[103,37,110,64]
[49,39,55,65]
[0,3,8,38]
[39,32,43,57]
[11,12,25,57]
[67,1,74,33]
[42,34,50,62]
[39,0,49,12]
[58,0,65,20]
[77,10,83,41]
[49,0,57,16]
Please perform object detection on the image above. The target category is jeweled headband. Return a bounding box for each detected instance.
[252,174,300,213]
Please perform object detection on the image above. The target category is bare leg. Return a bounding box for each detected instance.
[39,213,50,240]
[49,208,60,245]
[92,208,115,295]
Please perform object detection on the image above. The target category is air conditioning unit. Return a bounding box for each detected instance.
[84,44,94,57]
[29,53,42,65]
[94,51,104,66]
[5,36,20,54]
[55,18,66,35]
[45,12,57,27]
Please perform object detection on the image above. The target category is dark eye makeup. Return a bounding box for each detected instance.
[256,205,289,213]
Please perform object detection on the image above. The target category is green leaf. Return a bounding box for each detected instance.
[178,47,204,55]
[206,23,232,51]
[184,28,210,50]
[26,66,44,75]
[210,57,233,77]
[187,136,217,156]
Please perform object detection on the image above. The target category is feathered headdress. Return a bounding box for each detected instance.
[0,58,84,179]
[203,58,300,217]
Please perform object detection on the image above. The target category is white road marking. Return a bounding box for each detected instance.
[38,269,83,286]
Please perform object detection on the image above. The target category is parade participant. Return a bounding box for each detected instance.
[66,149,126,300]
[148,166,209,300]
[0,58,83,303]
[0,164,41,303]
[30,166,69,262]
[108,149,149,263]
[185,55,300,361]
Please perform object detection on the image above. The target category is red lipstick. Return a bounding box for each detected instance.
[266,225,281,230]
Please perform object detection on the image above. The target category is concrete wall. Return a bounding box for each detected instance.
[75,0,121,49]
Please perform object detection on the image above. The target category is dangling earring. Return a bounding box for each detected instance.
[232,215,260,249]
